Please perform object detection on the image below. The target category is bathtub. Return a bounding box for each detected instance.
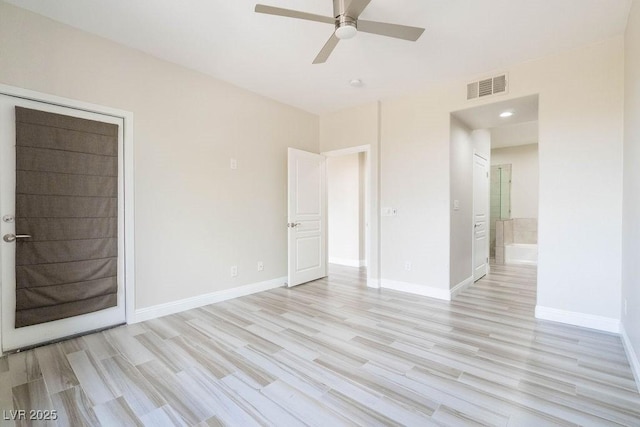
[505,243,538,265]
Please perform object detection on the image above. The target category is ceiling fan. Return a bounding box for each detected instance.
[255,0,425,64]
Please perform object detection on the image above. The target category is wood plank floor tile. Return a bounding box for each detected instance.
[221,373,305,426]
[34,344,78,394]
[66,350,117,406]
[1,263,638,426]
[99,355,165,417]
[139,405,188,427]
[136,359,216,424]
[11,379,55,427]
[93,397,143,427]
[50,386,100,426]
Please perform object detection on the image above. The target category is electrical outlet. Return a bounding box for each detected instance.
[230,158,237,170]
[404,261,412,271]
[257,261,264,272]
[230,265,238,277]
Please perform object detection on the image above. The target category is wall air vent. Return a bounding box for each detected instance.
[467,73,508,100]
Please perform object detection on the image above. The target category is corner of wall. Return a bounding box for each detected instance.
[621,323,640,392]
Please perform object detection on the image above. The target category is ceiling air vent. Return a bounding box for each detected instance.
[493,75,507,93]
[467,73,508,100]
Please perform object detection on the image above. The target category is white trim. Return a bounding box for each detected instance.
[0,84,135,353]
[381,279,451,301]
[621,323,640,392]
[0,84,132,118]
[505,260,538,266]
[123,112,135,324]
[451,276,474,298]
[133,277,286,323]
[322,145,370,157]
[329,257,366,268]
[535,305,620,333]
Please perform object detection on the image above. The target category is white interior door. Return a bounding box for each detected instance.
[287,148,327,287]
[0,95,126,352]
[473,153,489,281]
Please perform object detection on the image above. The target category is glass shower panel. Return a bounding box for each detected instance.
[489,164,511,257]
[500,164,511,219]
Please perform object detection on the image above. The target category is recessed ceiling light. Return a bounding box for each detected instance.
[349,79,364,88]
[500,111,514,118]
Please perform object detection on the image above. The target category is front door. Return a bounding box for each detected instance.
[287,148,327,287]
[0,95,126,352]
[473,153,489,281]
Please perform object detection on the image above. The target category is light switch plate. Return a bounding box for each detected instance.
[381,207,398,217]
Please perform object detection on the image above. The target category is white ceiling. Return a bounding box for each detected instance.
[491,122,538,149]
[5,0,632,114]
[452,94,538,148]
[452,94,538,130]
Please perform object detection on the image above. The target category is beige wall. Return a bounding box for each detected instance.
[1,1,628,331]
[491,143,539,219]
[449,117,474,287]
[622,0,640,374]
[0,3,319,309]
[326,37,624,319]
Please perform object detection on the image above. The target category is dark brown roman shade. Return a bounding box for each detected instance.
[14,107,119,328]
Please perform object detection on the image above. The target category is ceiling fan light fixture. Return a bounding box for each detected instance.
[335,17,357,39]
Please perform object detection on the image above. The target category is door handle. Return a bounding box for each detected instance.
[287,222,302,228]
[3,234,32,243]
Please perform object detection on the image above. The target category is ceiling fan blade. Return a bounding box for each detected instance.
[345,0,372,18]
[255,5,334,25]
[357,20,425,41]
[313,34,340,64]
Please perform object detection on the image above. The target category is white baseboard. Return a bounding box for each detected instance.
[535,305,620,333]
[621,323,640,392]
[367,278,380,288]
[505,260,538,266]
[132,277,286,323]
[329,257,366,268]
[451,276,474,298]
[380,279,450,301]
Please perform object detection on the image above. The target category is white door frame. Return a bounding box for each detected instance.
[0,84,135,355]
[472,150,490,280]
[322,144,379,288]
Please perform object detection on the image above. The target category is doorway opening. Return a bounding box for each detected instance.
[323,146,370,283]
[449,94,539,298]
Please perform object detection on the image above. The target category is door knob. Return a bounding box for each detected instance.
[3,234,32,243]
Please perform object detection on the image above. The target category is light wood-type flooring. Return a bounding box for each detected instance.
[1,263,639,426]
